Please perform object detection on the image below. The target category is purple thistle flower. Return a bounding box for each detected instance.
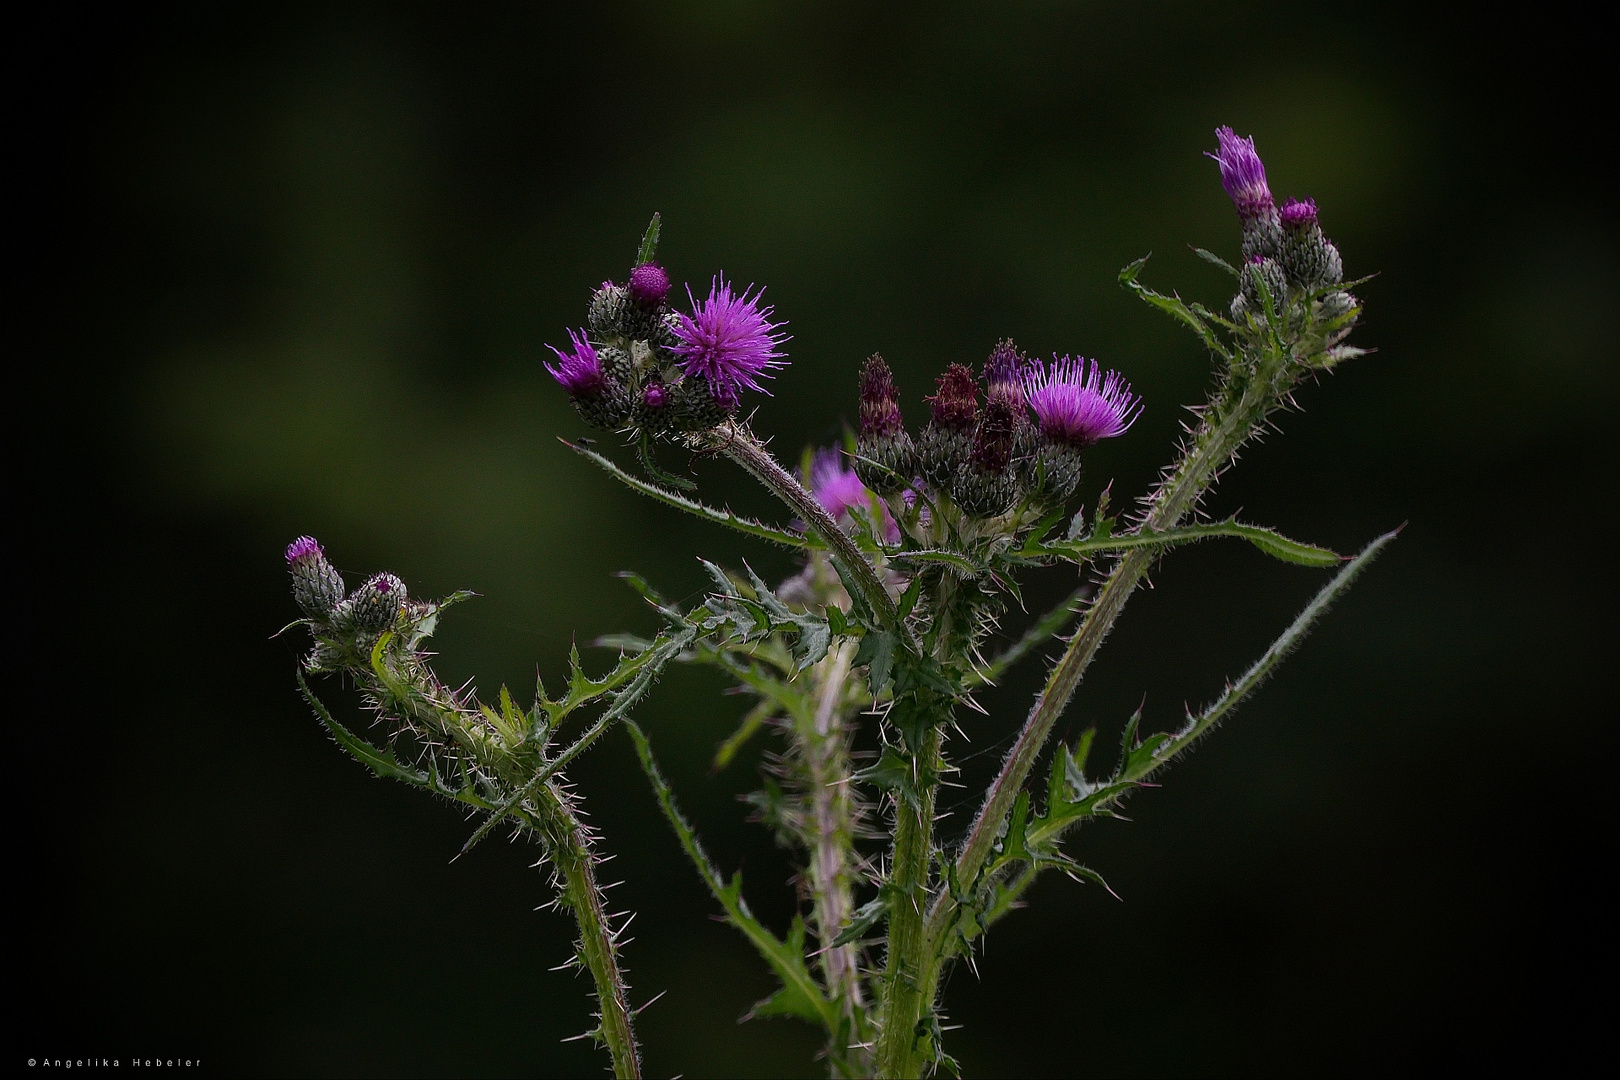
[544,328,607,397]
[627,262,671,306]
[1279,197,1318,231]
[811,448,899,543]
[643,382,668,408]
[671,276,790,400]
[1024,356,1143,447]
[286,535,323,565]
[1209,126,1274,219]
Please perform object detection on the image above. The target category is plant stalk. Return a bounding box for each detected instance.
[874,721,942,1079]
[926,366,1279,957]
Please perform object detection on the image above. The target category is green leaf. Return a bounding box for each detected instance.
[635,212,661,266]
[830,895,889,948]
[626,721,838,1033]
[889,548,982,577]
[853,746,916,806]
[566,439,815,550]
[854,630,896,695]
[712,698,777,772]
[1119,254,1233,359]
[1025,519,1339,567]
[1191,246,1240,277]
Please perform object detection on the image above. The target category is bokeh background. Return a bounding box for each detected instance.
[15,3,1612,1076]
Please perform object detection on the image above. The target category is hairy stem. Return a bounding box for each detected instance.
[704,422,911,647]
[926,366,1280,958]
[801,640,866,1015]
[875,722,942,1079]
[528,790,642,1079]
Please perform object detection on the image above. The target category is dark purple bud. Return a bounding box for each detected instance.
[544,328,607,397]
[627,262,672,306]
[1209,126,1274,220]
[970,395,1016,474]
[859,353,905,437]
[983,339,1031,392]
[286,536,323,565]
[1279,197,1318,232]
[643,381,669,409]
[926,364,979,431]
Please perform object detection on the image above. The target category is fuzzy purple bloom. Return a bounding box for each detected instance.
[811,448,899,543]
[671,276,790,400]
[1209,126,1273,219]
[544,328,607,396]
[643,382,668,408]
[286,535,323,564]
[1024,356,1143,447]
[627,262,671,306]
[1279,197,1318,231]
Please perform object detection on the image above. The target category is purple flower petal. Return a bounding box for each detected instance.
[1023,356,1143,447]
[671,275,790,400]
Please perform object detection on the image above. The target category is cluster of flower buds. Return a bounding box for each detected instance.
[853,343,1140,524]
[1210,127,1354,322]
[285,536,417,660]
[547,247,789,435]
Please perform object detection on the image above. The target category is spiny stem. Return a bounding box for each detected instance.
[531,792,642,1079]
[703,422,912,649]
[874,722,942,1080]
[801,641,866,1014]
[927,364,1279,957]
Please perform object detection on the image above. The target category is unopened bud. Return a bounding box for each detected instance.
[856,354,915,494]
[286,536,345,618]
[627,262,672,307]
[348,573,407,636]
[1279,198,1344,289]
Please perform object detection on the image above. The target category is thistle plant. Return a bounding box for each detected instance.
[286,127,1390,1078]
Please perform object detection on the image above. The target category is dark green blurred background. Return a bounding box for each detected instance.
[15,3,1612,1076]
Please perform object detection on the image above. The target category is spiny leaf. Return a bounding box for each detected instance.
[626,721,838,1033]
[830,895,889,948]
[566,439,816,550]
[853,747,916,806]
[889,548,983,577]
[1025,519,1339,567]
[854,629,896,695]
[1120,254,1233,359]
[635,212,661,266]
[1191,246,1240,277]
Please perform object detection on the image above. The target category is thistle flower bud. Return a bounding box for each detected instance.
[1210,126,1281,260]
[951,395,1019,517]
[670,375,737,431]
[917,363,979,489]
[1318,290,1357,321]
[1278,197,1344,289]
[347,572,407,636]
[635,377,673,432]
[983,339,1030,399]
[627,262,672,307]
[855,353,915,494]
[286,535,345,618]
[588,283,630,337]
[1239,256,1289,315]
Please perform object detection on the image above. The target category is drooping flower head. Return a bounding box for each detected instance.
[810,447,899,543]
[1024,356,1143,447]
[1209,126,1273,219]
[671,275,790,401]
[544,328,607,397]
[627,262,671,306]
[859,353,904,437]
[926,363,979,431]
[1279,197,1318,232]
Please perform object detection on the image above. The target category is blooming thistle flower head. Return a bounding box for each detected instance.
[859,353,905,437]
[926,363,979,431]
[811,447,899,543]
[1209,126,1273,219]
[544,328,607,397]
[671,275,790,401]
[286,535,323,566]
[1024,356,1143,447]
[1280,197,1318,232]
[627,262,671,307]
